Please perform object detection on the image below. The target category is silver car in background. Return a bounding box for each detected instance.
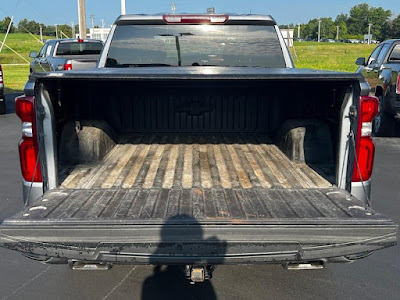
[29,38,103,73]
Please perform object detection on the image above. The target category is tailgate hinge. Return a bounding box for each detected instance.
[349,105,357,120]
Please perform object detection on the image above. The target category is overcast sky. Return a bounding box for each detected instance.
[0,0,399,28]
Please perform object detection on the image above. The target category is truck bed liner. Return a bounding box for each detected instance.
[6,135,386,226]
[60,135,332,190]
[5,186,391,226]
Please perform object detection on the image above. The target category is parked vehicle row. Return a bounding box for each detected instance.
[296,38,380,44]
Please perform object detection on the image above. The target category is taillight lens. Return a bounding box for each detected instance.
[0,64,3,85]
[15,95,42,182]
[15,95,34,123]
[396,74,400,94]
[352,96,379,182]
[360,97,379,123]
[18,137,42,182]
[64,63,73,71]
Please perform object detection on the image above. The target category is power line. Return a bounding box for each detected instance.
[20,0,53,24]
[13,0,21,15]
[0,7,10,16]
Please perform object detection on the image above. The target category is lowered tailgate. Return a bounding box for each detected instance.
[0,186,397,264]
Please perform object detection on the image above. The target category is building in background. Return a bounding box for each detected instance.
[87,27,111,42]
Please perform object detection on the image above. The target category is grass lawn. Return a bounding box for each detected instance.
[1,34,378,94]
[292,42,376,72]
[2,65,30,94]
[0,33,50,93]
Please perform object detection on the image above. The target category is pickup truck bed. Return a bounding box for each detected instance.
[8,134,338,224]
[1,68,397,265]
[2,134,396,264]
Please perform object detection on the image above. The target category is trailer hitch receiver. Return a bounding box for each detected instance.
[185,265,213,283]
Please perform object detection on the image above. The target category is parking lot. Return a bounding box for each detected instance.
[0,94,398,299]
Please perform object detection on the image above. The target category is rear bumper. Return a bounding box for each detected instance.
[0,223,397,264]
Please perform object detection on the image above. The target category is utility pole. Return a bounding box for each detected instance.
[101,19,105,28]
[77,0,87,38]
[171,3,176,14]
[90,15,95,29]
[368,23,372,44]
[121,0,126,15]
[336,26,339,40]
[0,16,14,53]
[297,24,301,39]
[317,20,321,42]
[39,25,43,43]
[71,22,75,38]
[55,24,58,39]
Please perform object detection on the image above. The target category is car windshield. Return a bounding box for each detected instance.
[105,24,286,68]
[56,41,103,56]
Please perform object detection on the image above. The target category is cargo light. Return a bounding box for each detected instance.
[352,96,379,182]
[15,95,42,182]
[163,15,228,24]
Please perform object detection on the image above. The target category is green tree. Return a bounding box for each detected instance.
[57,24,73,38]
[335,13,348,25]
[303,18,319,39]
[347,3,370,34]
[347,3,391,40]
[17,18,41,34]
[382,14,400,39]
[0,16,14,33]
[335,21,348,39]
[368,7,392,40]
[43,25,56,37]
[320,17,336,39]
[391,15,400,38]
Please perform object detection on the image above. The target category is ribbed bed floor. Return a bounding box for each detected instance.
[12,187,383,225]
[7,135,381,225]
[12,135,382,226]
[60,135,332,190]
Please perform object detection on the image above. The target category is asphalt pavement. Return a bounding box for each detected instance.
[0,93,399,299]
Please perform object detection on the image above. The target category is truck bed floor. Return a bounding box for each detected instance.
[60,135,331,190]
[7,187,388,225]
[5,136,388,226]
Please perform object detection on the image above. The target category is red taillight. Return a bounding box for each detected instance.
[360,97,379,123]
[352,137,375,182]
[0,64,3,84]
[396,74,400,94]
[163,14,229,24]
[15,95,34,123]
[64,63,73,71]
[78,39,84,43]
[18,137,42,182]
[15,95,42,182]
[352,96,379,182]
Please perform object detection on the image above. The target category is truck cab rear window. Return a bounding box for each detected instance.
[56,42,103,56]
[105,25,286,68]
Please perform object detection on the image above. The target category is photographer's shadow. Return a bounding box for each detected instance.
[141,214,227,299]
